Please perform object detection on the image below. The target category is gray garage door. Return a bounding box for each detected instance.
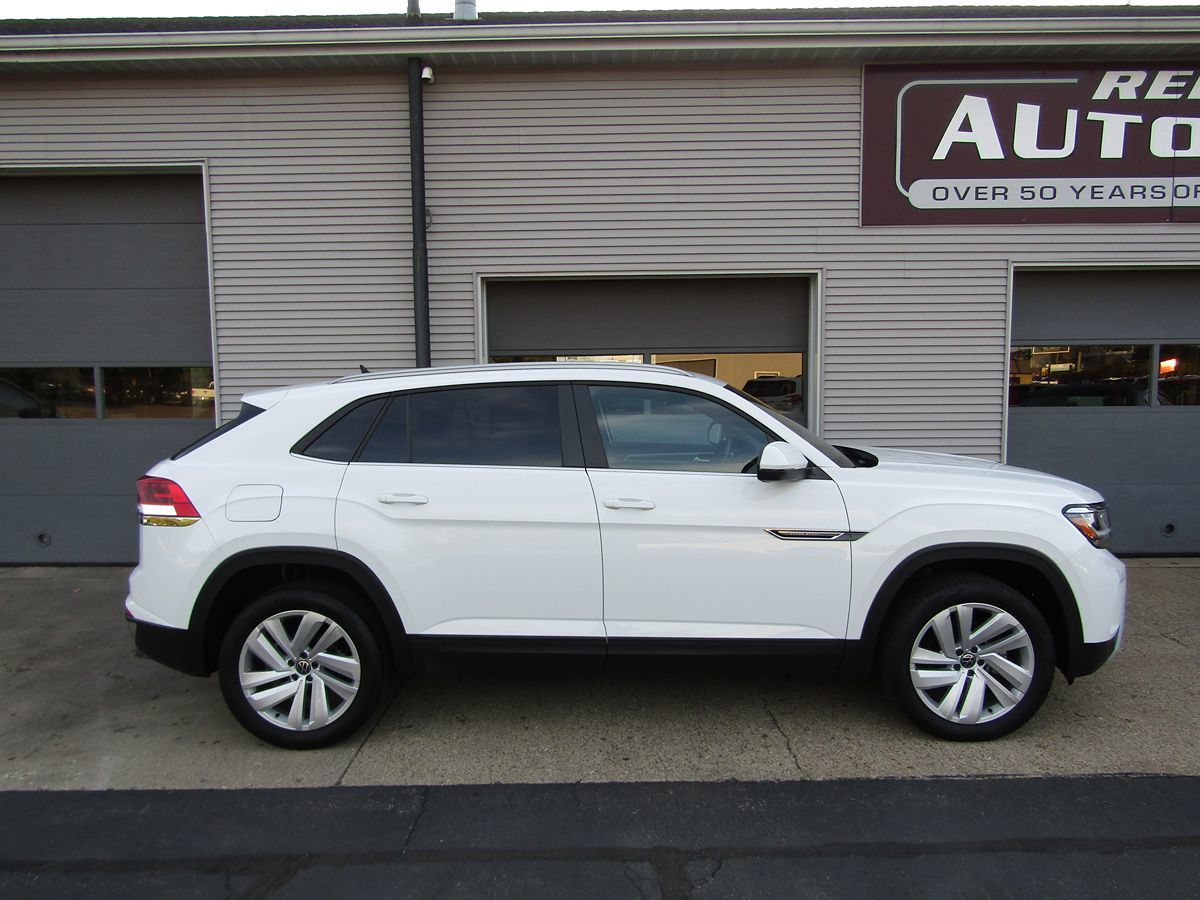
[0,174,214,563]
[1008,269,1200,555]
[486,276,812,422]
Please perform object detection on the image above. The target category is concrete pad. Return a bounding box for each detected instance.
[0,562,1196,790]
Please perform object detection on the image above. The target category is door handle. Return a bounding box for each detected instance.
[603,498,656,510]
[377,492,429,505]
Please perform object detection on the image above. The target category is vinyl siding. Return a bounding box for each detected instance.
[424,66,1200,459]
[0,74,413,421]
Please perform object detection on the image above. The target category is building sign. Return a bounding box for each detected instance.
[862,64,1200,225]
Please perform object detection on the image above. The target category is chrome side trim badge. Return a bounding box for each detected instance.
[765,529,867,542]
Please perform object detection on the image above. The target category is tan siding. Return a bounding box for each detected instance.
[0,73,413,420]
[424,66,1200,458]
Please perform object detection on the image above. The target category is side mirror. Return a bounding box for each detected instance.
[756,441,811,482]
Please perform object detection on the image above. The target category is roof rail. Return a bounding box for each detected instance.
[334,360,705,383]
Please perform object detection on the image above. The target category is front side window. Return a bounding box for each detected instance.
[588,385,770,473]
[358,384,562,467]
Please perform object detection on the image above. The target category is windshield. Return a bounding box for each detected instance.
[725,385,856,468]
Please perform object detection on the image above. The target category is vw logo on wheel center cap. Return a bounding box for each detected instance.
[960,651,978,668]
[295,659,312,674]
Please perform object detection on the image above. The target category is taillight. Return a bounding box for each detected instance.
[137,476,201,526]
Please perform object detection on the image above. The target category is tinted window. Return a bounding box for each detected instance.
[359,385,562,467]
[103,366,215,418]
[1158,345,1200,406]
[303,397,388,462]
[589,385,770,473]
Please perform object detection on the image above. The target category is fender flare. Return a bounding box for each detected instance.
[189,547,409,673]
[843,542,1084,678]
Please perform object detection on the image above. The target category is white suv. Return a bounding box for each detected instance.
[126,363,1125,748]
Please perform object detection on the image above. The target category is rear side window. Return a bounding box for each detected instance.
[300,397,388,462]
[171,402,264,460]
[359,384,562,467]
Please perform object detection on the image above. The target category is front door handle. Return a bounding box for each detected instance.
[603,498,656,510]
[377,492,429,505]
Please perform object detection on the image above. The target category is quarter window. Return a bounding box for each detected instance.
[588,385,771,473]
[303,397,388,462]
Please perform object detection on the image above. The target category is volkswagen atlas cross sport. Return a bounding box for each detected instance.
[126,363,1125,749]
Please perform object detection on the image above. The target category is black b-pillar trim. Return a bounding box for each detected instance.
[408,56,431,368]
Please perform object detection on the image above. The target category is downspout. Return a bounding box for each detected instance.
[407,0,431,367]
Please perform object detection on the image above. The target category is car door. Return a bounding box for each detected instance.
[579,382,852,644]
[334,382,604,641]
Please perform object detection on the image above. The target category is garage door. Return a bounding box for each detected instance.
[486,276,811,423]
[1007,269,1200,555]
[0,174,213,563]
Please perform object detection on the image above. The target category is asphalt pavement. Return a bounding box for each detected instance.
[2,777,1198,898]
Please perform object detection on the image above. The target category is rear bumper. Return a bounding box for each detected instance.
[127,611,209,677]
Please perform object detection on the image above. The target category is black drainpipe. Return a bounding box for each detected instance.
[408,56,431,368]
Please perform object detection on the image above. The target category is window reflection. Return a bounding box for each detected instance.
[102,367,215,419]
[0,368,96,418]
[1010,347,1151,407]
[489,352,806,424]
[1158,346,1200,406]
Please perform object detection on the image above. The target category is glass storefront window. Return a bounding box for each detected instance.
[0,368,96,418]
[102,367,215,419]
[1009,346,1151,407]
[1158,345,1200,406]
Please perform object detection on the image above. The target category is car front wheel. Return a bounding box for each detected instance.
[882,573,1055,740]
[218,584,384,749]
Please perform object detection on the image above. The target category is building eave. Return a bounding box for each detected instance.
[2,15,1200,72]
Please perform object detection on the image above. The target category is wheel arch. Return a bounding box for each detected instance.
[190,547,410,676]
[844,543,1085,680]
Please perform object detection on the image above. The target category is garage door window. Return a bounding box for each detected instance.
[1159,346,1200,405]
[0,367,95,418]
[101,367,215,419]
[1009,346,1151,407]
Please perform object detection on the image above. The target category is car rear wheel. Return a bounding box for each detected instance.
[881,573,1055,741]
[218,584,384,749]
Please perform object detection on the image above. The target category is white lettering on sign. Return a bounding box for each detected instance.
[1085,111,1143,158]
[1149,117,1200,157]
[1092,70,1147,100]
[908,177,1200,208]
[1013,103,1078,159]
[932,95,1005,160]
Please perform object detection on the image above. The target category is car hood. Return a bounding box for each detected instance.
[851,446,1106,503]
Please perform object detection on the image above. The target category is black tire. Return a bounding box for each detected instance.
[880,572,1055,741]
[218,583,384,749]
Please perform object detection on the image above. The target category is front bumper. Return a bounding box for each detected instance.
[1070,629,1122,680]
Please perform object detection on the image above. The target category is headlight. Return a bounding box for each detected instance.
[1063,503,1111,548]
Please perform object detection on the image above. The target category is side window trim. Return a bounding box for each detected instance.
[575,380,779,473]
[572,383,609,469]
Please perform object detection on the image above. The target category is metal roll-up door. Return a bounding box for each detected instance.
[487,276,809,356]
[1008,269,1200,554]
[0,174,213,563]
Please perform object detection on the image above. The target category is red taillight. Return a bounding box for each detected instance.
[137,476,200,524]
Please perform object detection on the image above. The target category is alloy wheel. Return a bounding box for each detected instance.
[237,609,362,731]
[908,602,1036,726]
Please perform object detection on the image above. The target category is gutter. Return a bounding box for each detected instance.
[3,16,1200,64]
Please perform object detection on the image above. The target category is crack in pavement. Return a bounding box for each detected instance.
[762,695,803,774]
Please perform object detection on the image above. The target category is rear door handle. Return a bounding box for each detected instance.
[603,498,656,510]
[377,492,429,505]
